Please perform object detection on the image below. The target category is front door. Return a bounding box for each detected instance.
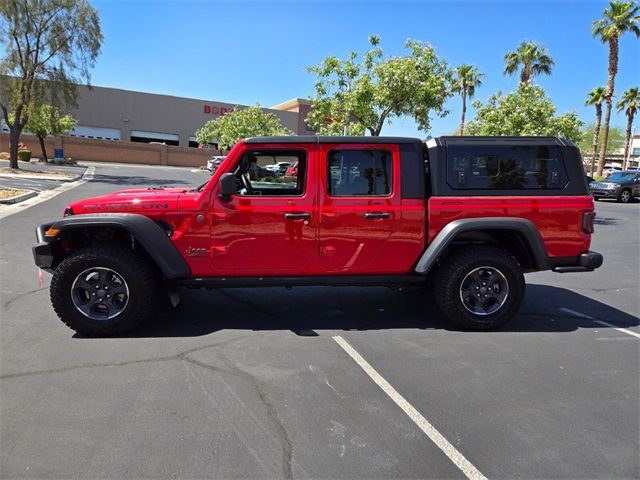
[210,145,317,276]
[317,143,405,274]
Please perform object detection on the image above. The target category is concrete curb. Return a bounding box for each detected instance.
[0,189,38,204]
[0,172,78,181]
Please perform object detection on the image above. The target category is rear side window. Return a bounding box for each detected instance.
[447,145,568,190]
[327,149,392,196]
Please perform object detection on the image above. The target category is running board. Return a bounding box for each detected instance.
[173,275,425,289]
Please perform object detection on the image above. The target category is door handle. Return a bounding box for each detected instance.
[364,212,390,220]
[284,213,311,220]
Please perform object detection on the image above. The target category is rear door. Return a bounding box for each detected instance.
[317,143,405,274]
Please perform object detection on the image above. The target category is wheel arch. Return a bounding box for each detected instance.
[415,217,550,275]
[34,214,191,279]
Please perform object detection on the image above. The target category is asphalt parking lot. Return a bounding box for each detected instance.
[1,163,638,479]
[0,160,86,192]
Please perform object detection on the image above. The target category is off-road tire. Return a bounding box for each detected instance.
[434,246,525,331]
[618,189,632,203]
[50,246,160,336]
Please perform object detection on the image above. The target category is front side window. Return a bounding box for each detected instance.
[233,150,306,196]
[447,145,568,190]
[327,149,392,196]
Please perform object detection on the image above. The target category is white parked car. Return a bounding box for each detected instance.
[207,156,226,172]
[265,162,293,175]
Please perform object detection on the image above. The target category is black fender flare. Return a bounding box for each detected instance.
[414,217,550,274]
[34,213,191,279]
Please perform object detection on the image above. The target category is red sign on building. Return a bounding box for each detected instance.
[203,105,232,116]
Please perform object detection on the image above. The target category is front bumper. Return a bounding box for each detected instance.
[551,251,604,273]
[32,223,55,272]
[589,188,620,199]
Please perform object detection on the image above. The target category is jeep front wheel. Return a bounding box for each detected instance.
[50,246,160,336]
[434,246,525,331]
[618,189,632,203]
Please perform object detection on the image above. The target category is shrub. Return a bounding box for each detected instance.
[0,152,9,160]
[18,149,32,162]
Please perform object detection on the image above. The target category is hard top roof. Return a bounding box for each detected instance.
[433,136,576,147]
[244,135,423,145]
[243,135,575,148]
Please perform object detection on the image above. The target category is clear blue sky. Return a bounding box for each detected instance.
[93,1,639,137]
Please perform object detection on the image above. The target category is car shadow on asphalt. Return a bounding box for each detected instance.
[91,174,195,187]
[84,283,639,339]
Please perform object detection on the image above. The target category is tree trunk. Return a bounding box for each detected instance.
[622,113,633,170]
[596,36,618,178]
[9,127,20,170]
[590,105,602,176]
[38,135,48,163]
[460,89,467,135]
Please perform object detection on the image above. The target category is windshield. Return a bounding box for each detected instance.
[607,172,637,181]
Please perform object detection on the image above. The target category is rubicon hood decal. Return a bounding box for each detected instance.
[70,188,186,213]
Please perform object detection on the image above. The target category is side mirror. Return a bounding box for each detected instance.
[218,173,236,201]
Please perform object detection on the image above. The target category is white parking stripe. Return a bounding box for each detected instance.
[559,307,640,339]
[332,335,487,480]
[559,307,594,319]
[592,320,640,339]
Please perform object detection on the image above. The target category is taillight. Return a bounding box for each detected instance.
[582,212,596,234]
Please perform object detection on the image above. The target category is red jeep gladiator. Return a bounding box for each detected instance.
[33,136,603,336]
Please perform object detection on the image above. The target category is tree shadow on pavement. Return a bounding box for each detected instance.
[91,283,639,339]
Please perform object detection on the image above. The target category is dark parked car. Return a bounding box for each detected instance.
[589,171,640,203]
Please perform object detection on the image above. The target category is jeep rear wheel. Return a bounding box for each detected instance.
[50,246,160,336]
[435,246,525,331]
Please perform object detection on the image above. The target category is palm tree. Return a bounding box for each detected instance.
[452,65,484,135]
[592,0,640,177]
[585,86,607,175]
[503,41,554,84]
[616,87,640,169]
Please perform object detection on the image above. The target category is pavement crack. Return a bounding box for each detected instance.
[3,288,45,309]
[0,335,252,380]
[182,350,294,479]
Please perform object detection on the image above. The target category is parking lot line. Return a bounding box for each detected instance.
[559,307,640,339]
[332,335,487,480]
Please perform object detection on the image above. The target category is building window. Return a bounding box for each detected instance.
[327,149,392,196]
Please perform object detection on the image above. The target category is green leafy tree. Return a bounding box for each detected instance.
[592,0,640,176]
[307,35,451,136]
[24,104,76,161]
[0,0,102,169]
[616,86,639,168]
[452,64,484,135]
[195,105,292,153]
[466,83,583,143]
[585,86,607,175]
[577,124,626,158]
[503,41,554,84]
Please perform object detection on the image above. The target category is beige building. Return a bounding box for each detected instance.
[1,85,314,148]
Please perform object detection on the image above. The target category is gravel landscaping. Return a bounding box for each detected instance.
[0,188,30,201]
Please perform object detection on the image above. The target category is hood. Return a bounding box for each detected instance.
[68,187,188,214]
